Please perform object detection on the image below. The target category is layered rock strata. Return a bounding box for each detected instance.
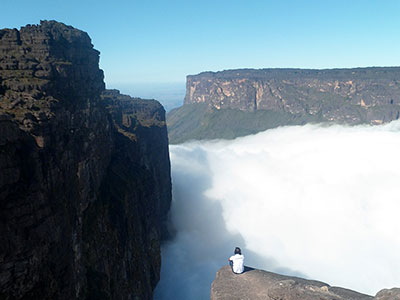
[211,266,400,300]
[0,21,171,300]
[185,68,400,125]
[168,68,400,143]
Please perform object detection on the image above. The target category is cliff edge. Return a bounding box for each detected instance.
[0,21,171,299]
[211,266,400,300]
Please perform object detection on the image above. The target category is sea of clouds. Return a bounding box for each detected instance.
[155,121,400,299]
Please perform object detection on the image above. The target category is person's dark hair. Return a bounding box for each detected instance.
[234,247,241,255]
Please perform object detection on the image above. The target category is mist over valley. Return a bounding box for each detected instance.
[156,121,400,299]
[2,1,400,298]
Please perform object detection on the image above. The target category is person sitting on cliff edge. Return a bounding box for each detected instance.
[228,247,244,274]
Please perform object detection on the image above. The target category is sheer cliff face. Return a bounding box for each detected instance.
[184,68,400,125]
[0,21,171,300]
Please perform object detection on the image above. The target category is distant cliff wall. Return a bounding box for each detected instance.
[0,21,171,300]
[184,68,400,125]
[167,68,400,143]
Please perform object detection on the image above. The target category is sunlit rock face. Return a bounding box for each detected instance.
[0,21,171,299]
[168,68,400,143]
[211,266,374,300]
[211,266,400,300]
[185,68,400,123]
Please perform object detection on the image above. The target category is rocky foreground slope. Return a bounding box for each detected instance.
[211,266,400,300]
[168,68,400,143]
[0,21,171,299]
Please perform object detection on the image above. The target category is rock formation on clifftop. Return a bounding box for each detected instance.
[168,68,400,143]
[0,21,171,299]
[211,266,400,300]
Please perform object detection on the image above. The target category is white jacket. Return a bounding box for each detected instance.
[229,254,244,274]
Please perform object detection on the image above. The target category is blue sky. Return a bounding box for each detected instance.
[2,0,400,85]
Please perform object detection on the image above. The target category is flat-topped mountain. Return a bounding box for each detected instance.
[168,67,400,143]
[0,21,171,299]
[211,266,400,300]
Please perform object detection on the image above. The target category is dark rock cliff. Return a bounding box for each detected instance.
[168,68,400,143]
[0,21,171,300]
[211,266,400,300]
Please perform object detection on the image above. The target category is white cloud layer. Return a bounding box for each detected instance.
[155,121,400,299]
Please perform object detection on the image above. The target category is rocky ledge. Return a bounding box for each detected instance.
[0,21,171,299]
[211,266,400,300]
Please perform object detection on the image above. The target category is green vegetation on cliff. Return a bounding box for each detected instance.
[0,21,171,300]
[167,103,323,144]
[167,67,400,143]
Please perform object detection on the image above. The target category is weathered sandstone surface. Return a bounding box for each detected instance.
[185,68,400,124]
[211,266,400,300]
[168,68,400,143]
[0,21,171,299]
